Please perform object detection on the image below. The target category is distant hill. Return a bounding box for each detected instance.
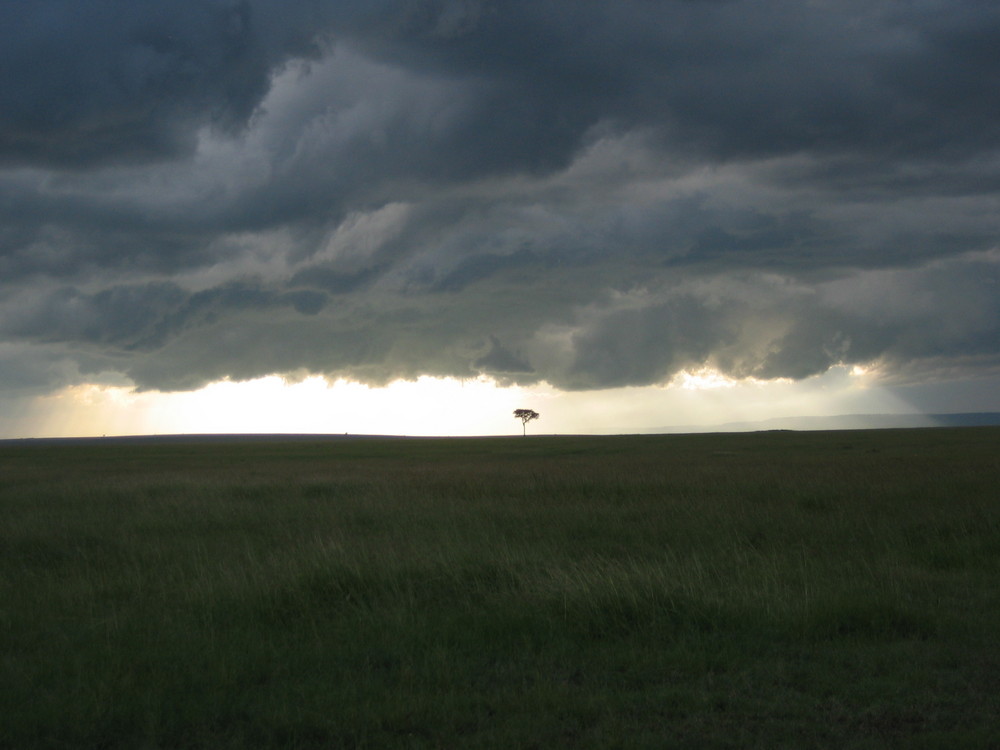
[654,412,1000,434]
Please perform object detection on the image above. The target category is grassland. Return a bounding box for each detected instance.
[2,428,999,748]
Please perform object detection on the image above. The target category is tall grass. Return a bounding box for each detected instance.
[2,429,999,748]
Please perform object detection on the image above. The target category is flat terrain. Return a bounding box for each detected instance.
[2,428,999,748]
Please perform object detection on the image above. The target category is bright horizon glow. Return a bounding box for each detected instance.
[0,364,933,440]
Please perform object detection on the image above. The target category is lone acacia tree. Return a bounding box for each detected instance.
[513,408,540,436]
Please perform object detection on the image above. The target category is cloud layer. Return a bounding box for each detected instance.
[2,0,999,399]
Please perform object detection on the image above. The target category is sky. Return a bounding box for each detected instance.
[2,0,1000,438]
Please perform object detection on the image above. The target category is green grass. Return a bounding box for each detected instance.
[2,428,999,748]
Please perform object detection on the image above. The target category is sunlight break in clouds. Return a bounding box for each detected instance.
[21,376,531,438]
[6,365,911,439]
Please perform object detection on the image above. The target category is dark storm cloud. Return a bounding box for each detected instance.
[1,0,999,403]
[551,250,1000,388]
[1,279,327,352]
[5,1,1000,170]
[341,0,1000,162]
[0,0,337,167]
[474,336,534,376]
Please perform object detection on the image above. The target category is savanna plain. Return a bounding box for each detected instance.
[2,428,999,748]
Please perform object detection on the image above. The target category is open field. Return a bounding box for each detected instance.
[2,428,999,748]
